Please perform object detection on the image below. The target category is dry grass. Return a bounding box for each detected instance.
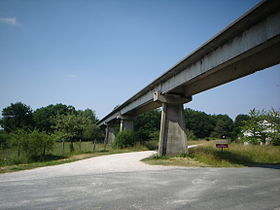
[143,142,280,168]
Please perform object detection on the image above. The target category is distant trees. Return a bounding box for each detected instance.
[184,109,215,138]
[210,114,234,139]
[134,109,161,142]
[0,102,102,157]
[0,102,34,132]
[33,104,76,132]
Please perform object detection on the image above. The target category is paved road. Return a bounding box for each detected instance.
[0,151,280,210]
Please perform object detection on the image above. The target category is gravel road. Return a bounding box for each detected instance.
[0,151,175,182]
[1,151,280,210]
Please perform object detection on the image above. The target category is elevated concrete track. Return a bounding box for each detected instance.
[98,0,280,155]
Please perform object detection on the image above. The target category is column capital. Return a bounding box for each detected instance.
[153,91,192,104]
[116,114,135,120]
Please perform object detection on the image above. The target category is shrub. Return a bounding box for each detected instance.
[0,131,9,149]
[186,129,197,140]
[10,129,54,160]
[112,130,135,149]
[24,130,54,159]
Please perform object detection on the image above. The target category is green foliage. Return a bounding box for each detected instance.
[0,130,9,149]
[112,130,135,149]
[134,110,161,142]
[52,114,92,140]
[184,108,215,138]
[232,114,250,140]
[33,104,76,132]
[10,129,54,160]
[240,109,270,144]
[24,130,54,159]
[1,102,34,132]
[188,144,280,167]
[77,109,98,124]
[186,129,197,140]
[210,114,233,139]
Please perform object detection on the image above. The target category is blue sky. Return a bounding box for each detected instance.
[0,0,279,120]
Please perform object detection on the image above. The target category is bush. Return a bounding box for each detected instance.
[112,130,135,149]
[10,129,54,160]
[186,129,197,140]
[0,131,9,149]
[24,130,54,159]
[240,136,260,145]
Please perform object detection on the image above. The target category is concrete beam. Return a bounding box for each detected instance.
[97,1,280,127]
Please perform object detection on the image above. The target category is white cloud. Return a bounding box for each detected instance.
[0,17,18,25]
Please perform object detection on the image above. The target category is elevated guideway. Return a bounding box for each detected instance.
[98,0,280,155]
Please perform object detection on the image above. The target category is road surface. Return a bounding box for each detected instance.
[0,151,279,210]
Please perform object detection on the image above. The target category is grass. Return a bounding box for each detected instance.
[0,142,149,173]
[143,141,280,168]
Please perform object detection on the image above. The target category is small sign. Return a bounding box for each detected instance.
[216,144,229,148]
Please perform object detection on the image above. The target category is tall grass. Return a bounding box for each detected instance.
[0,141,106,167]
[189,144,280,167]
[144,143,280,167]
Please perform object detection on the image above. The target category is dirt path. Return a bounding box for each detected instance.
[0,151,178,182]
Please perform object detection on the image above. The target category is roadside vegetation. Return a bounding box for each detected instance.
[0,102,279,172]
[143,141,280,167]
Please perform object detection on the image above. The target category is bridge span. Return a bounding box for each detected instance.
[97,0,280,156]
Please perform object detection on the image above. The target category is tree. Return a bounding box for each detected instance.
[232,114,250,140]
[134,109,161,142]
[52,114,92,152]
[10,129,54,160]
[82,123,103,141]
[112,130,135,148]
[240,109,270,145]
[77,109,98,124]
[33,104,76,132]
[210,114,234,139]
[184,108,215,138]
[267,108,280,145]
[1,102,34,132]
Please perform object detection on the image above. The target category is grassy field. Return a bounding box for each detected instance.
[143,141,280,167]
[0,141,148,173]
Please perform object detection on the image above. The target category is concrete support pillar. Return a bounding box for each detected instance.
[104,125,115,144]
[120,119,134,132]
[154,91,192,156]
[117,115,134,132]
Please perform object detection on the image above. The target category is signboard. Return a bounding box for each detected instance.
[216,144,229,148]
[216,140,229,152]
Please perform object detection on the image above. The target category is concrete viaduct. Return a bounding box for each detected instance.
[97,0,280,156]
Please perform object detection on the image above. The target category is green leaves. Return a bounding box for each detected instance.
[1,102,33,132]
[10,129,54,160]
[112,130,135,149]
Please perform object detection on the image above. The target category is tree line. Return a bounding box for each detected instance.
[1,102,279,160]
[0,102,104,159]
[134,107,280,145]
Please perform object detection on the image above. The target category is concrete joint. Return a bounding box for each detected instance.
[153,91,192,104]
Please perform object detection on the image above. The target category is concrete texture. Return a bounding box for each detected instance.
[158,103,187,156]
[120,119,134,132]
[0,151,280,210]
[105,126,115,144]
